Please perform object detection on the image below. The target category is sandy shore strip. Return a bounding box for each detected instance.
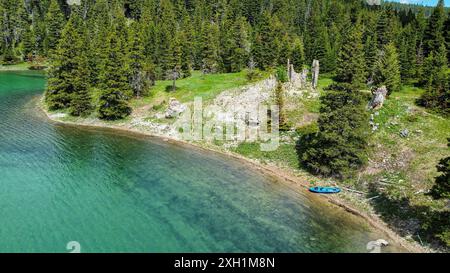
[37,98,428,253]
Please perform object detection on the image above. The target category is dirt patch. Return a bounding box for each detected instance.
[365,144,415,175]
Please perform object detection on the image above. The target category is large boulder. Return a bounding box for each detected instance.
[368,86,388,110]
[165,98,187,119]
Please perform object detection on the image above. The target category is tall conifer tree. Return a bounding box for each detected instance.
[45,11,91,114]
[98,25,132,120]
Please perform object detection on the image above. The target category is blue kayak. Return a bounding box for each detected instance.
[309,186,341,194]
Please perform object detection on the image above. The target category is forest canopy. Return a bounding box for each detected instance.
[0,0,448,118]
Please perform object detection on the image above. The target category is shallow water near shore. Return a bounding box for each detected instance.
[0,71,406,253]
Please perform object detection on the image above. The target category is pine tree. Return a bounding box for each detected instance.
[373,43,401,94]
[70,52,92,117]
[424,0,446,57]
[201,21,220,74]
[291,36,305,71]
[86,0,111,86]
[21,27,34,61]
[31,6,46,57]
[311,25,333,73]
[398,25,417,82]
[275,80,288,131]
[335,24,367,88]
[252,11,281,70]
[45,12,91,113]
[277,33,292,69]
[444,12,450,64]
[302,83,370,178]
[98,25,132,120]
[0,0,18,63]
[179,18,193,78]
[376,9,389,48]
[44,0,65,54]
[364,33,378,80]
[156,0,176,77]
[69,8,92,117]
[230,17,250,73]
[431,139,450,199]
[166,29,183,89]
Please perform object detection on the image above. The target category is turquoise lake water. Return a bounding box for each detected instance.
[0,71,405,253]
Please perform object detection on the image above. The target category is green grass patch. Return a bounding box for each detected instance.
[232,141,299,169]
[0,62,31,71]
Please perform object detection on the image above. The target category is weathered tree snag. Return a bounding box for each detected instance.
[312,59,319,89]
[368,86,388,110]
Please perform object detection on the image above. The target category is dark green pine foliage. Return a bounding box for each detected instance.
[335,24,367,88]
[373,43,402,94]
[86,0,112,86]
[417,43,449,115]
[398,25,417,82]
[230,17,250,73]
[70,50,92,117]
[302,84,370,178]
[444,12,450,64]
[275,81,288,131]
[376,7,399,49]
[69,8,92,117]
[156,0,176,77]
[201,21,221,74]
[431,139,450,199]
[22,27,34,60]
[179,16,193,78]
[45,12,91,115]
[98,26,132,120]
[364,33,378,80]
[166,29,183,88]
[31,6,46,57]
[376,8,390,48]
[44,0,65,54]
[252,11,280,70]
[219,15,235,73]
[310,24,333,73]
[277,33,292,69]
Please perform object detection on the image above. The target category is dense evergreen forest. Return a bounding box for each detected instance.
[0,0,448,118]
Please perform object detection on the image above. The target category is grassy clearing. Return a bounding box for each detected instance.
[365,85,449,206]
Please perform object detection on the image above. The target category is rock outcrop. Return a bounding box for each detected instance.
[211,76,277,127]
[165,98,187,119]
